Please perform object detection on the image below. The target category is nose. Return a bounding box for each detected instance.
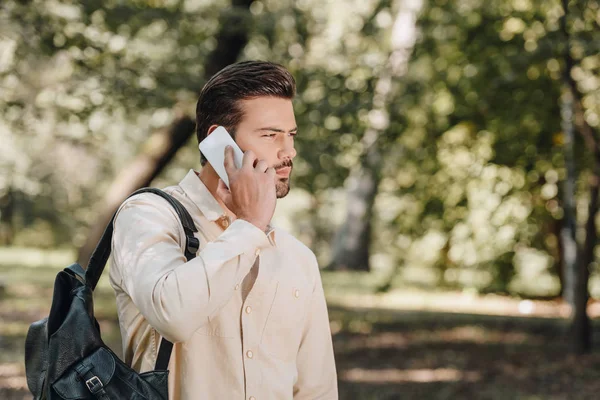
[278,137,297,160]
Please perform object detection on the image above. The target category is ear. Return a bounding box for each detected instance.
[206,124,220,136]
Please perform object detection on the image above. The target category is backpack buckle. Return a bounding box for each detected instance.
[187,236,199,255]
[85,376,103,393]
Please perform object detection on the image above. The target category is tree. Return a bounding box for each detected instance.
[560,0,599,354]
[76,0,255,266]
[3,0,600,302]
[328,0,423,271]
[0,0,236,247]
[77,116,195,265]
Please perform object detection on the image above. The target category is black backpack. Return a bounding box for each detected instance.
[24,188,200,399]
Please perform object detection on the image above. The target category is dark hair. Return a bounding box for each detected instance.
[195,60,296,165]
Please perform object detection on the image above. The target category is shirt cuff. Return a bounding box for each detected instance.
[221,219,272,254]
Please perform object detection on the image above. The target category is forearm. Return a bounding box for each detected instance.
[137,228,261,342]
[113,198,269,342]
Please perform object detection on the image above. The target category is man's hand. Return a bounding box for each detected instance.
[216,146,276,231]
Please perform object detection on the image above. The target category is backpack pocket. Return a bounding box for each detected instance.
[52,347,169,400]
[24,317,49,399]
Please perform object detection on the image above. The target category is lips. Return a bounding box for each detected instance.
[276,167,291,177]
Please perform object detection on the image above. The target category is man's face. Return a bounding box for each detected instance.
[232,96,297,198]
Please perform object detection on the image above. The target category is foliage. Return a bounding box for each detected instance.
[0,0,220,245]
[1,0,600,296]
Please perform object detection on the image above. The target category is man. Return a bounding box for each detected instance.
[109,61,338,399]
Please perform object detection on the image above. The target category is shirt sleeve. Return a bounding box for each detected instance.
[111,194,271,343]
[293,258,339,399]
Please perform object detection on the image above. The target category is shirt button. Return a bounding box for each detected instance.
[255,248,261,256]
[246,350,253,359]
[218,217,229,228]
[249,397,256,400]
[234,284,240,290]
[245,306,252,314]
[294,289,300,298]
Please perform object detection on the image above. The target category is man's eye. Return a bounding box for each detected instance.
[263,134,276,138]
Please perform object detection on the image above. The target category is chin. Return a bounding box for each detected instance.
[276,180,290,198]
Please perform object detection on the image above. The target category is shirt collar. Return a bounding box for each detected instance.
[179,169,225,222]
[178,169,278,245]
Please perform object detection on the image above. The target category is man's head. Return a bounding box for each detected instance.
[196,61,297,198]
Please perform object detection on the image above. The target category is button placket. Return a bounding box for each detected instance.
[241,286,264,398]
[242,251,274,397]
[242,326,257,395]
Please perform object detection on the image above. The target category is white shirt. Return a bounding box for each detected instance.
[109,169,338,399]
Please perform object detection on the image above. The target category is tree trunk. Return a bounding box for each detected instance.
[328,1,422,271]
[572,153,599,354]
[205,0,255,78]
[560,87,590,354]
[561,0,597,354]
[77,0,255,267]
[0,185,15,245]
[328,146,378,271]
[568,84,599,355]
[550,216,565,297]
[560,89,578,311]
[77,116,195,265]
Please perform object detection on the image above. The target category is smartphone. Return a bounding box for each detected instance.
[198,126,244,188]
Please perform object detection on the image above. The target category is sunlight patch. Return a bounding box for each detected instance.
[0,363,27,390]
[342,367,481,383]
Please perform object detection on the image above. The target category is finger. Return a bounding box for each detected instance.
[223,146,236,175]
[215,179,233,207]
[255,160,269,173]
[266,167,276,177]
[242,150,256,169]
[216,178,231,195]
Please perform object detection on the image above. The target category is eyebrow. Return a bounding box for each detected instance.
[255,126,298,133]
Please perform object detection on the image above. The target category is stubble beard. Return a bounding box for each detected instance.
[274,159,293,198]
[276,178,291,198]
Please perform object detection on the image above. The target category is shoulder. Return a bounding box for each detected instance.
[114,186,184,233]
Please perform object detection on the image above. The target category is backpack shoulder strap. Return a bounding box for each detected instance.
[84,188,199,290]
[84,188,199,371]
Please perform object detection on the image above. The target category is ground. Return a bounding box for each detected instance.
[2,254,600,400]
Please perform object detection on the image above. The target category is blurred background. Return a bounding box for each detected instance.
[1,0,600,398]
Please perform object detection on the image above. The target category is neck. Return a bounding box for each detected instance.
[197,164,237,220]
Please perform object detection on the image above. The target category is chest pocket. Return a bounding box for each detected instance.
[260,279,311,362]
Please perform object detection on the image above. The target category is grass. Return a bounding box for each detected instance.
[3,249,600,399]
